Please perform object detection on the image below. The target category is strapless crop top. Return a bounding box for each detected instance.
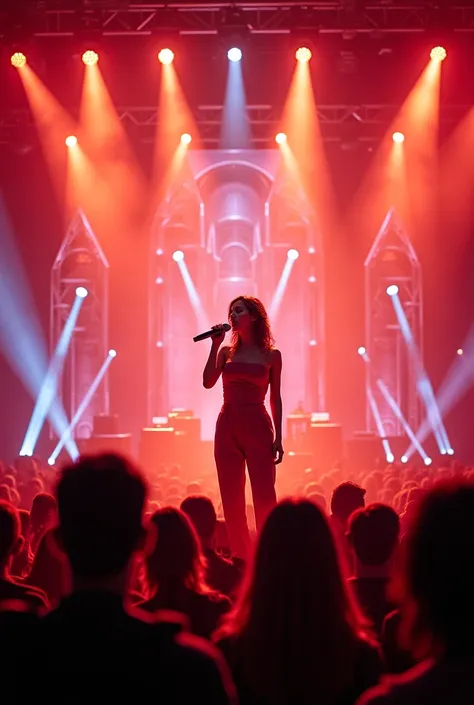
[222,361,270,404]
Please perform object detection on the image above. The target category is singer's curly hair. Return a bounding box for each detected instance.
[228,296,275,356]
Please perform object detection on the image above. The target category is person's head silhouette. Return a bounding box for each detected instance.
[55,453,147,587]
[402,479,474,658]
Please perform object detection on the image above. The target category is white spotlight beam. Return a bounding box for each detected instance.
[367,387,395,462]
[176,259,210,332]
[406,330,474,458]
[359,349,394,461]
[390,291,451,453]
[48,350,116,465]
[0,198,77,458]
[227,47,242,62]
[269,251,299,322]
[376,378,429,461]
[20,293,85,456]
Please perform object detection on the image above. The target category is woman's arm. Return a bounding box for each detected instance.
[203,343,229,389]
[269,349,284,463]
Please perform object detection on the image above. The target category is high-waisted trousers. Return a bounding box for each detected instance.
[214,402,277,559]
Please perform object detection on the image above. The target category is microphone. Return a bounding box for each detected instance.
[193,323,231,343]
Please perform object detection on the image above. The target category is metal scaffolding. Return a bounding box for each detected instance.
[267,169,325,412]
[148,149,325,437]
[148,172,204,421]
[364,208,422,437]
[0,103,470,148]
[5,2,474,36]
[51,210,110,439]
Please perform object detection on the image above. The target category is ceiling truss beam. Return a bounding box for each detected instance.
[2,3,474,37]
[0,103,469,147]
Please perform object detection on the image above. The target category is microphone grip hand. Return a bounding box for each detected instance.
[210,324,226,345]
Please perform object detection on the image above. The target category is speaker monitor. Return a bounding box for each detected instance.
[140,427,176,471]
[93,414,119,436]
[167,415,201,445]
[80,433,132,458]
[308,423,343,472]
[345,434,385,472]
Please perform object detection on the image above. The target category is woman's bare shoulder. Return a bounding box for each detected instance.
[269,348,282,362]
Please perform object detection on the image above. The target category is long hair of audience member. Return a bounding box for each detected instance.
[217,498,375,705]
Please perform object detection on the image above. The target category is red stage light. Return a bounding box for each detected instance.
[430,46,447,61]
[296,47,312,63]
[158,48,174,65]
[11,52,27,68]
[82,50,99,66]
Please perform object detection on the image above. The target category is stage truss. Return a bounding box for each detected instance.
[3,2,474,36]
[148,149,325,437]
[0,103,470,148]
[364,208,422,437]
[51,209,110,439]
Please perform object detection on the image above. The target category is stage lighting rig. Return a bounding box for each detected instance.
[4,2,474,37]
[218,5,251,54]
[430,45,447,61]
[10,52,27,68]
[158,48,174,65]
[82,50,99,66]
[296,47,312,63]
[218,7,250,34]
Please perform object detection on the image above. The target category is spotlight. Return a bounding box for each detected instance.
[47,458,55,466]
[308,246,316,254]
[386,284,399,297]
[155,277,164,285]
[108,349,117,358]
[392,132,405,144]
[295,47,312,63]
[82,50,99,66]
[158,48,174,65]
[227,47,242,62]
[309,340,317,347]
[457,348,464,356]
[308,275,317,283]
[11,52,27,68]
[275,132,287,145]
[386,453,395,464]
[156,248,164,256]
[357,346,366,356]
[447,448,455,456]
[180,133,192,145]
[156,341,164,348]
[75,286,88,299]
[65,135,78,148]
[401,455,408,464]
[172,250,184,262]
[287,249,299,261]
[424,457,432,466]
[430,46,447,62]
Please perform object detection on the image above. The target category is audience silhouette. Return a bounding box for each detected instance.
[359,479,474,704]
[138,506,231,638]
[1,450,473,705]
[2,454,235,704]
[216,498,382,705]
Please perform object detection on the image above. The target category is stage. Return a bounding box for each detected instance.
[0,3,473,465]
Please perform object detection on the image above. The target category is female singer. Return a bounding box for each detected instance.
[203,296,283,559]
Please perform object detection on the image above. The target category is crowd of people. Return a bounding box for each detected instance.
[0,451,472,704]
